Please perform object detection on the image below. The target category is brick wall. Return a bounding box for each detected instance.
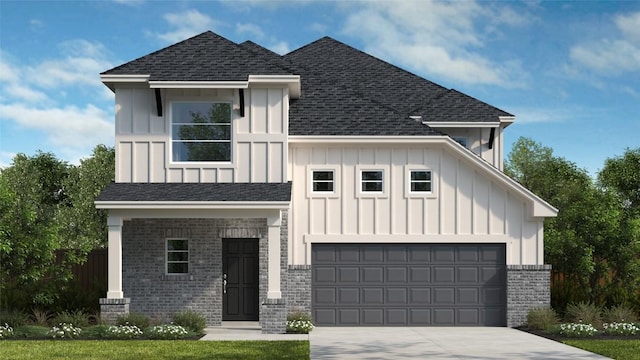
[286,265,312,315]
[506,265,552,327]
[122,218,268,325]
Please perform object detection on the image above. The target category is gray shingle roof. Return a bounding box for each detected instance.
[102,31,291,81]
[102,31,511,136]
[96,182,292,202]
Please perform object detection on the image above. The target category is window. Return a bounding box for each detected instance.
[171,102,231,162]
[452,137,468,148]
[167,238,189,274]
[312,170,334,192]
[361,170,383,192]
[410,170,432,193]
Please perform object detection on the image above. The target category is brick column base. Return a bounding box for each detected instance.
[99,298,130,324]
[261,298,286,334]
[507,265,551,327]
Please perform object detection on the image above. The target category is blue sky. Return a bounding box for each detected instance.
[1,0,638,176]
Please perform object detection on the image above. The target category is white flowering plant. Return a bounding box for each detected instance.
[603,322,639,336]
[558,322,598,337]
[286,312,314,334]
[49,323,82,339]
[146,324,189,340]
[105,324,144,339]
[0,323,14,339]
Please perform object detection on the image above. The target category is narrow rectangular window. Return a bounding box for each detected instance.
[312,170,334,192]
[410,170,432,192]
[167,238,189,274]
[361,170,383,192]
[171,102,231,162]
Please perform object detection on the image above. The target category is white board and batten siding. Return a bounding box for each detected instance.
[114,87,288,183]
[289,144,544,267]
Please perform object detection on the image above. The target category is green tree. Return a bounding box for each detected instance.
[599,148,640,215]
[0,152,70,308]
[58,145,115,251]
[505,137,640,311]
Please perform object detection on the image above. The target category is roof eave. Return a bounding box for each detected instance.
[95,200,291,210]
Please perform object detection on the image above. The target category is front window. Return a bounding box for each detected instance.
[361,170,383,192]
[167,238,189,274]
[171,102,231,162]
[312,170,334,192]
[410,170,432,192]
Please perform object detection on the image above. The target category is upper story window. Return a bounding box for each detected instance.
[312,170,334,192]
[171,102,231,162]
[167,238,189,274]
[410,170,432,193]
[361,170,383,192]
[452,137,468,148]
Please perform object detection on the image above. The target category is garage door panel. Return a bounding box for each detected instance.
[434,266,455,283]
[338,288,359,304]
[362,287,384,304]
[312,243,506,326]
[386,267,407,282]
[362,267,384,282]
[362,309,383,325]
[314,267,336,282]
[338,267,359,282]
[410,288,431,304]
[386,288,408,304]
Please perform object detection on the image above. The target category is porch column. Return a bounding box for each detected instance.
[106,215,124,298]
[267,213,281,298]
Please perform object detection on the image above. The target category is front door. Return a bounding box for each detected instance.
[222,238,259,321]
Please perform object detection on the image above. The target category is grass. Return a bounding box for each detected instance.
[0,340,310,360]
[563,339,640,360]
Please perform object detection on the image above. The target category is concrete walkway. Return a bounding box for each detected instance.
[201,322,308,341]
[310,327,610,359]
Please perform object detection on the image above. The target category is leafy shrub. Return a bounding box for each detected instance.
[565,302,602,328]
[12,325,50,338]
[105,324,144,339]
[146,324,189,340]
[559,323,598,337]
[81,325,110,339]
[0,310,30,328]
[31,309,53,326]
[526,307,559,330]
[53,310,90,328]
[172,309,206,334]
[48,323,82,339]
[286,312,314,334]
[0,323,14,339]
[116,312,150,330]
[603,305,638,323]
[603,322,639,336]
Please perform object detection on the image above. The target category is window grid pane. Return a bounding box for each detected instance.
[171,102,231,162]
[312,171,334,192]
[410,170,432,193]
[167,239,189,274]
[361,170,383,192]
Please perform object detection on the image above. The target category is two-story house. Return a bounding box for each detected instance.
[95,31,557,333]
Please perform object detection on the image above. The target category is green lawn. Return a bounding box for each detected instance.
[563,339,640,360]
[0,340,310,360]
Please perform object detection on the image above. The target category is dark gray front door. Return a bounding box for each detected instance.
[222,239,259,321]
[312,244,506,326]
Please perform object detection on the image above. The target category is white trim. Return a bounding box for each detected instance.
[288,135,451,144]
[423,121,500,128]
[404,166,436,199]
[149,81,248,89]
[356,165,389,198]
[307,165,340,198]
[248,75,301,98]
[95,201,290,210]
[101,74,150,82]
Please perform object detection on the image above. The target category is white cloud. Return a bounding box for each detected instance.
[152,10,217,43]
[0,103,113,150]
[569,12,640,75]
[268,41,290,55]
[340,0,530,87]
[236,23,265,40]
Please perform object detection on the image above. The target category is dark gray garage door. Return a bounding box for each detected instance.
[312,244,506,326]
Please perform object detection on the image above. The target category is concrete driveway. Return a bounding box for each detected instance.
[310,327,610,359]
